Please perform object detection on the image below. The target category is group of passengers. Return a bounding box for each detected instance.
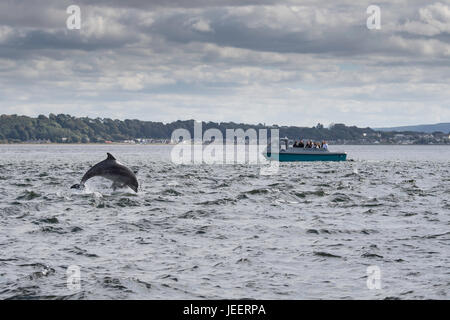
[293,139,328,150]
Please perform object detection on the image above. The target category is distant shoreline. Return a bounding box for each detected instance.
[1,143,449,146]
[2,114,449,145]
[0,142,172,146]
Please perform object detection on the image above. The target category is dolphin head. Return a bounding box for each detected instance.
[130,178,139,193]
[128,170,139,193]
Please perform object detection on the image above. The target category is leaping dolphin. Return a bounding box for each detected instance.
[71,153,138,192]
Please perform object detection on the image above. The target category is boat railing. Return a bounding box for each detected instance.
[267,140,332,153]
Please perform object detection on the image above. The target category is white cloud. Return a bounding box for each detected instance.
[190,18,213,33]
[397,2,450,36]
[0,26,13,43]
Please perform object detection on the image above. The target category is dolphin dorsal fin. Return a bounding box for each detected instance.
[106,153,116,161]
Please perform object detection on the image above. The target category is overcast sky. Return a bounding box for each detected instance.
[1,0,449,127]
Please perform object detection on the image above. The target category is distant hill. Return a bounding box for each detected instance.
[375,123,450,133]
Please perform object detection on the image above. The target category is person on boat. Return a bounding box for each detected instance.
[322,141,328,150]
[293,141,298,147]
[305,141,312,148]
[298,140,305,148]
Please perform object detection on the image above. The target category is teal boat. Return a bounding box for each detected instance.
[264,138,347,162]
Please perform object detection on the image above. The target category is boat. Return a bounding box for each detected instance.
[264,138,347,162]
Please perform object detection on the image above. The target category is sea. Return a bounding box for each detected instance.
[0,144,449,299]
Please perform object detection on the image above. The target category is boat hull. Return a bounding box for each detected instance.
[265,152,347,162]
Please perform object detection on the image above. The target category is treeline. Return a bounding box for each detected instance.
[0,114,187,143]
[0,114,376,143]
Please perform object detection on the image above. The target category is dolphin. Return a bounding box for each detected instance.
[71,153,138,192]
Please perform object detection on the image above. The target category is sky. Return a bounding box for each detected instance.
[0,0,449,127]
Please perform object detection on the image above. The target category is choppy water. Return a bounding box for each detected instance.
[0,144,449,299]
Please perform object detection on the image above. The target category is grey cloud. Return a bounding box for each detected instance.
[3,29,135,51]
[75,0,281,9]
[144,4,449,59]
[150,15,376,55]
